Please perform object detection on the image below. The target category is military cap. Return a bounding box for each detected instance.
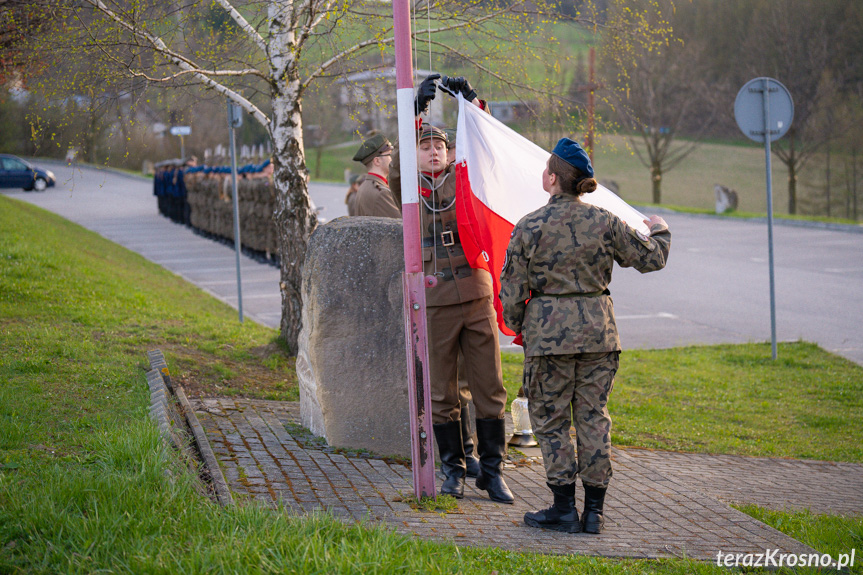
[353,134,393,164]
[418,125,448,144]
[552,137,594,178]
[442,128,456,149]
[348,173,361,185]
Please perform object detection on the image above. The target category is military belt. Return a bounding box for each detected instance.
[439,265,473,281]
[422,230,459,248]
[530,289,610,298]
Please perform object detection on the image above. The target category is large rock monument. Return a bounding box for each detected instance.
[296,217,412,457]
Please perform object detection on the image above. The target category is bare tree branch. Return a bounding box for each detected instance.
[81,0,269,127]
[301,7,506,87]
[212,0,267,53]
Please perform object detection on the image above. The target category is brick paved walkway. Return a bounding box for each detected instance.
[623,449,863,517]
[185,397,863,561]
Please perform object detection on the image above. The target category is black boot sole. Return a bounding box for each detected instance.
[475,476,514,504]
[582,523,603,534]
[524,516,582,533]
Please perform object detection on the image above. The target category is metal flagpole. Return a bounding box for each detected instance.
[392,0,436,499]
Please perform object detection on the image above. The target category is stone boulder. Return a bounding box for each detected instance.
[296,217,411,457]
[714,184,739,214]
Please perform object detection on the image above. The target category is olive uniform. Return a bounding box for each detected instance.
[354,173,400,218]
[353,134,399,218]
[501,196,670,491]
[390,133,505,423]
[345,174,362,217]
[391,122,512,504]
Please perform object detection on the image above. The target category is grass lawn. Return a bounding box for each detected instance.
[2,195,861,573]
[502,342,863,463]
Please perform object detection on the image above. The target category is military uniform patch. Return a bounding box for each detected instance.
[629,227,653,248]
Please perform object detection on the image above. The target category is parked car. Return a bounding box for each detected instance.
[0,154,56,192]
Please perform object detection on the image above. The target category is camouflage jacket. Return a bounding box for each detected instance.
[500,194,671,357]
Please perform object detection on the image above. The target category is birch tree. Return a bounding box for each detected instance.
[22,0,563,353]
[18,0,669,353]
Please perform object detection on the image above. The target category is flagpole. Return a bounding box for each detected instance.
[392,0,436,499]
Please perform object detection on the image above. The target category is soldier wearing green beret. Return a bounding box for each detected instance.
[500,138,671,534]
[391,74,514,505]
[353,133,399,218]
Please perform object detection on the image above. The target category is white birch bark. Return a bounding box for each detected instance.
[70,0,546,354]
[269,0,317,353]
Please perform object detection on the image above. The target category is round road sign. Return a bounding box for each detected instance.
[734,77,794,143]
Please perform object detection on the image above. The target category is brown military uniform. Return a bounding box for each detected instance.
[391,143,505,424]
[354,174,400,218]
[345,175,362,216]
[500,195,670,487]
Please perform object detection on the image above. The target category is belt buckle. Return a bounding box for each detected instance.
[441,230,455,247]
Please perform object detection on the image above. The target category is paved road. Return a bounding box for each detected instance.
[6,162,863,365]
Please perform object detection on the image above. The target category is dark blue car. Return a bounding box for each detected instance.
[0,154,56,192]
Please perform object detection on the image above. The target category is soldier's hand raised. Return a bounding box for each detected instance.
[643,215,668,233]
[440,76,477,102]
[414,73,441,116]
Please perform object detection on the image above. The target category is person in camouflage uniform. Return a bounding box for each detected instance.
[500,138,671,534]
[389,74,514,505]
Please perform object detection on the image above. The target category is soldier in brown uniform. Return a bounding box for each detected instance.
[500,138,671,533]
[345,173,361,216]
[390,74,513,503]
[353,134,399,218]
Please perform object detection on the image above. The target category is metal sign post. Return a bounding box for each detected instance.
[392,0,436,499]
[226,99,244,323]
[734,77,794,360]
[170,125,191,160]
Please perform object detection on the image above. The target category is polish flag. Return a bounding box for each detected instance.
[453,95,650,335]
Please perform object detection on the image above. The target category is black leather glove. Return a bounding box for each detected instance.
[440,75,477,102]
[414,73,441,115]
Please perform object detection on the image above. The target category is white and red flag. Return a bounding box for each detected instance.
[453,95,650,335]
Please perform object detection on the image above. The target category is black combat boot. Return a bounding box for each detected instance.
[461,407,481,478]
[524,483,581,533]
[432,421,466,498]
[474,417,515,504]
[581,483,607,534]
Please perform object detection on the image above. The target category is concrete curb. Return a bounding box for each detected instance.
[175,384,234,506]
[146,349,233,506]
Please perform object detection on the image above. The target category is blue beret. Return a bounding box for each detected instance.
[551,138,594,178]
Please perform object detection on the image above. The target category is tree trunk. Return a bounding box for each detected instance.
[853,149,859,221]
[786,136,797,215]
[788,164,798,215]
[826,144,831,217]
[270,7,317,355]
[272,91,316,355]
[651,163,662,204]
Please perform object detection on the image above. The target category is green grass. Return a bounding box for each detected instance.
[735,506,863,569]
[2,195,862,573]
[612,343,863,462]
[655,203,862,227]
[503,342,863,463]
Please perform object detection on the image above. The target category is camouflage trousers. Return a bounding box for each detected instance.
[522,352,619,487]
